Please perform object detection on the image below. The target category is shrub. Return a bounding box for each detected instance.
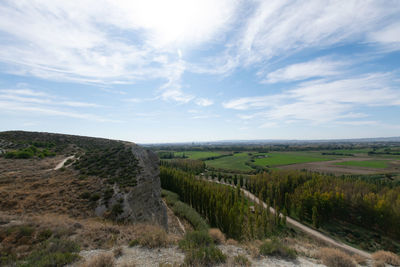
[172,201,208,231]
[259,239,296,260]
[161,189,208,231]
[319,248,356,267]
[80,192,91,199]
[38,229,53,241]
[111,203,124,217]
[90,193,101,201]
[20,238,80,267]
[233,254,251,266]
[183,246,226,266]
[372,250,400,266]
[113,246,123,258]
[129,239,139,247]
[135,225,168,248]
[179,231,213,251]
[208,228,225,244]
[81,252,115,267]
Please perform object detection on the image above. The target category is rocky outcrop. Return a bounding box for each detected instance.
[124,144,167,228]
[95,144,168,229]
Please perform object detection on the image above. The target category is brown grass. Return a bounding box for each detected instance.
[226,238,239,246]
[134,224,169,248]
[352,253,368,266]
[113,246,123,258]
[372,250,400,266]
[80,252,115,267]
[209,228,225,244]
[319,248,356,267]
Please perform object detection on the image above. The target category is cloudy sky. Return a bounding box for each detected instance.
[0,0,400,143]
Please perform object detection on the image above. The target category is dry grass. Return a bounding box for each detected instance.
[80,252,115,267]
[226,238,239,246]
[352,253,368,266]
[318,248,356,267]
[133,224,169,248]
[209,228,225,244]
[245,240,263,259]
[113,246,123,258]
[372,250,400,266]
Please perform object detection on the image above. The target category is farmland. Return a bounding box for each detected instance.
[335,160,390,169]
[253,152,334,167]
[205,152,253,172]
[173,151,222,160]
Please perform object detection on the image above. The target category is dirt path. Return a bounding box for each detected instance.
[204,178,371,259]
[54,155,74,170]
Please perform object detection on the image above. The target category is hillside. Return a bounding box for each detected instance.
[1,131,399,266]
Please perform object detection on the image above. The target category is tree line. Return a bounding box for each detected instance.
[160,166,285,240]
[245,170,400,240]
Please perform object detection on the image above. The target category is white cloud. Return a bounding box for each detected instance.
[224,72,400,124]
[262,58,345,83]
[369,22,400,44]
[0,0,239,87]
[237,1,400,65]
[195,98,213,107]
[0,88,113,122]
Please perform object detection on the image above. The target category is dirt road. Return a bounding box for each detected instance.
[54,155,75,170]
[205,178,371,258]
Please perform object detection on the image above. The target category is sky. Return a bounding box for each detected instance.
[0,0,400,143]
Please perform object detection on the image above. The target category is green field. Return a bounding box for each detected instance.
[253,152,333,167]
[324,148,372,154]
[335,160,390,169]
[205,152,253,171]
[174,151,222,160]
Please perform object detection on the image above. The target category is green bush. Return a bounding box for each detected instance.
[19,238,80,267]
[234,254,251,266]
[259,239,296,259]
[89,193,100,201]
[179,231,213,251]
[129,239,139,247]
[111,203,124,217]
[80,192,91,199]
[162,190,208,231]
[183,246,226,266]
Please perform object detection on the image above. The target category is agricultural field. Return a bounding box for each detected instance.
[173,151,222,160]
[205,152,253,172]
[253,152,334,167]
[335,160,390,169]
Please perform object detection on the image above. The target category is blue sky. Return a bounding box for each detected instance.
[0,0,400,143]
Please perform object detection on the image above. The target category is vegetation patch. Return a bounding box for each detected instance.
[335,160,389,169]
[205,152,253,172]
[173,151,223,160]
[253,152,332,167]
[179,231,226,267]
[371,250,400,266]
[259,238,296,259]
[74,144,140,188]
[318,248,356,267]
[162,189,209,231]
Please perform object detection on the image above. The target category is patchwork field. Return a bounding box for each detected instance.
[174,151,222,160]
[205,152,253,172]
[335,160,390,169]
[253,152,334,167]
